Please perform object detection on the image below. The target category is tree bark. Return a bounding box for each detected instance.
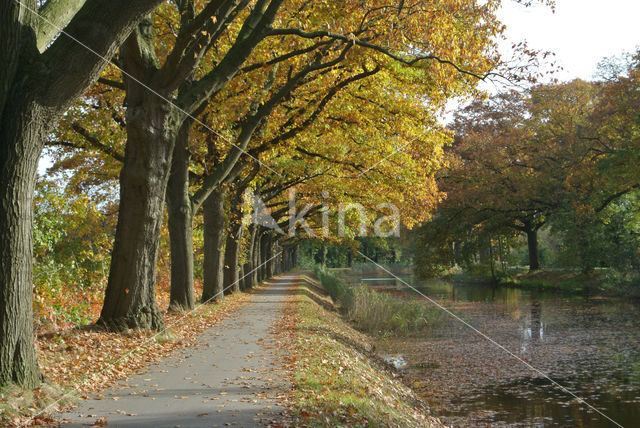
[265,235,274,278]
[223,203,244,294]
[202,188,226,302]
[0,0,162,386]
[246,224,258,286]
[253,229,262,284]
[526,227,540,271]
[238,264,246,291]
[0,101,45,387]
[292,245,298,269]
[258,232,268,282]
[99,96,178,330]
[99,18,180,330]
[222,227,242,294]
[166,121,194,311]
[238,224,254,291]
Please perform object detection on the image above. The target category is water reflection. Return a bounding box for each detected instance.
[343,271,640,427]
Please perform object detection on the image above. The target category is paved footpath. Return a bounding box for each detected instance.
[58,275,296,427]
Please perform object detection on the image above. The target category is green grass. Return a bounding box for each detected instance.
[291,275,440,427]
[346,286,440,336]
[314,265,350,303]
[314,266,440,336]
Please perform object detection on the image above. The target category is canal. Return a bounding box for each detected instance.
[338,268,640,427]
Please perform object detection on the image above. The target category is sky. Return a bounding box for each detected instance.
[499,0,640,81]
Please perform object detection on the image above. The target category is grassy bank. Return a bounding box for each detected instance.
[288,274,442,427]
[496,269,640,298]
[314,266,440,336]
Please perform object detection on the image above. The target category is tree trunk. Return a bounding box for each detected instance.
[272,241,280,274]
[0,0,163,386]
[238,264,246,291]
[259,233,269,281]
[241,234,252,291]
[166,121,194,311]
[99,99,178,331]
[266,236,275,278]
[526,227,540,271]
[202,188,226,302]
[0,102,45,387]
[320,244,327,267]
[222,205,243,294]
[222,228,241,295]
[251,229,261,286]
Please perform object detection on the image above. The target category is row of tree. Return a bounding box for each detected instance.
[415,52,640,278]
[1,0,533,389]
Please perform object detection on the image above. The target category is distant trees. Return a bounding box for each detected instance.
[416,52,640,277]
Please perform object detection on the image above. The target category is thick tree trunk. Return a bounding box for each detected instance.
[260,234,270,279]
[202,188,226,302]
[238,225,253,290]
[292,245,299,269]
[280,247,287,272]
[99,99,178,331]
[166,122,194,311]
[272,241,280,274]
[0,0,162,386]
[0,102,45,387]
[259,233,269,281]
[238,264,246,291]
[526,228,540,271]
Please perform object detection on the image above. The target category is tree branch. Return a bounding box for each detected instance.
[97,77,125,90]
[268,27,492,80]
[39,0,164,108]
[71,123,125,162]
[36,0,87,52]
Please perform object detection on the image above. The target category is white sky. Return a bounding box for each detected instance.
[500,0,640,81]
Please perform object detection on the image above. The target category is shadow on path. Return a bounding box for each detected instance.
[57,275,297,427]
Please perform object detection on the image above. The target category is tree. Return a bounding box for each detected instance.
[156,0,514,309]
[98,0,286,330]
[0,0,162,388]
[430,81,598,271]
[44,0,530,323]
[547,52,640,272]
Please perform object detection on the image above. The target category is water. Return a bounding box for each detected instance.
[340,270,640,427]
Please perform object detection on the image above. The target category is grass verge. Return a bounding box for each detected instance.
[288,273,443,427]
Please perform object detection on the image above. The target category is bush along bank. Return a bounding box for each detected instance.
[289,273,443,427]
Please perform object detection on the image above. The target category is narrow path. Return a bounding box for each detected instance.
[58,275,296,427]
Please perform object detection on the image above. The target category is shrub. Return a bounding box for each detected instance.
[314,265,350,303]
